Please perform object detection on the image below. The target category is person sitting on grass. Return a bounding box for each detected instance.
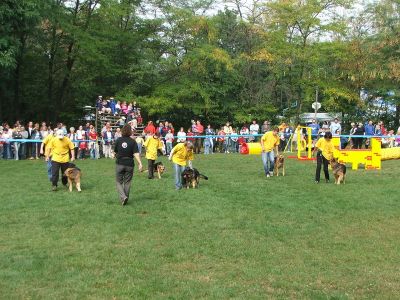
[313,131,333,183]
[260,128,280,178]
[143,132,163,179]
[168,141,194,190]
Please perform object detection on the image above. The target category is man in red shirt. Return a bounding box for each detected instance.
[144,121,156,135]
[194,120,204,154]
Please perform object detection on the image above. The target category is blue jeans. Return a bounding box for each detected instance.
[3,144,12,159]
[174,163,186,189]
[47,159,52,181]
[262,150,275,175]
[166,142,173,155]
[14,142,21,160]
[204,140,213,154]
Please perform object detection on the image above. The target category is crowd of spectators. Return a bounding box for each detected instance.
[96,96,143,126]
[1,115,400,160]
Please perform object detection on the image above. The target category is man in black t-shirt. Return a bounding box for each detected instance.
[114,125,142,205]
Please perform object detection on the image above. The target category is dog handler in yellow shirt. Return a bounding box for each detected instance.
[313,131,333,183]
[143,132,163,179]
[168,141,194,190]
[46,129,75,191]
[260,128,280,178]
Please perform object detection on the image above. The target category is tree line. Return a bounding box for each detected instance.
[1,0,399,128]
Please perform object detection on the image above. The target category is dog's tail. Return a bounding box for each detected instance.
[199,174,208,180]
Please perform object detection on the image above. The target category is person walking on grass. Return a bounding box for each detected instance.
[46,129,75,191]
[168,141,194,190]
[313,131,333,183]
[114,125,142,206]
[260,128,280,178]
[41,127,57,182]
[143,132,163,179]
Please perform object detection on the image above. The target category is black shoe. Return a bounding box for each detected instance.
[122,198,128,206]
[148,177,154,179]
[325,179,330,183]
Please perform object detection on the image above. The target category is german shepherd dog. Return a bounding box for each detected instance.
[64,163,82,192]
[273,154,285,176]
[142,162,166,179]
[330,158,346,185]
[181,167,208,189]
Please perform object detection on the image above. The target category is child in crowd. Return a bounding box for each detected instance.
[165,129,174,155]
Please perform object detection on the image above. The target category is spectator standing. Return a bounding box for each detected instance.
[88,126,99,159]
[67,127,78,160]
[187,128,195,144]
[76,125,87,159]
[308,119,320,141]
[260,128,280,178]
[353,123,365,149]
[12,126,23,160]
[249,120,259,142]
[143,132,163,179]
[217,127,226,153]
[26,121,34,159]
[144,121,156,135]
[364,120,375,148]
[204,124,214,155]
[2,127,12,159]
[165,130,174,155]
[31,123,42,159]
[102,127,114,158]
[194,120,204,154]
[135,134,144,156]
[177,127,186,142]
[261,121,270,134]
[223,122,233,153]
[240,125,249,142]
[230,129,238,153]
[329,118,341,136]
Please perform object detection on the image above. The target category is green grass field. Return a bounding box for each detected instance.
[1,154,399,299]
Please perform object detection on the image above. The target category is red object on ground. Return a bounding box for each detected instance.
[240,143,249,154]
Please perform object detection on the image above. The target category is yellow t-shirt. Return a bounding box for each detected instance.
[315,138,334,160]
[144,136,163,160]
[261,131,280,152]
[171,143,194,166]
[43,134,55,157]
[48,137,74,163]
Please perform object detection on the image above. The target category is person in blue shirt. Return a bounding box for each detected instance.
[308,119,320,140]
[364,120,375,149]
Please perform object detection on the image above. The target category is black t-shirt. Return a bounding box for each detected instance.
[114,137,139,166]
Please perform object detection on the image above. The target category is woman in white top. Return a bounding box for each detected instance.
[177,127,186,142]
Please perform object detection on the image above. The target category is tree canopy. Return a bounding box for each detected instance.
[1,0,399,127]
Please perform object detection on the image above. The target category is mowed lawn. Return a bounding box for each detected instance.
[0,154,399,299]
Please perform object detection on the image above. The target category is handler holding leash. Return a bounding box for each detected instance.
[46,129,75,191]
[114,125,142,205]
[260,128,280,178]
[313,131,333,183]
[168,141,194,190]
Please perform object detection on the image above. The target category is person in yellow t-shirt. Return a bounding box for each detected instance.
[143,132,163,179]
[260,128,280,177]
[313,131,333,183]
[40,127,57,182]
[46,129,75,191]
[168,141,194,190]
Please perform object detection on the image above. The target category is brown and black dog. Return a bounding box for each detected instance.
[142,162,166,179]
[181,167,208,189]
[330,158,347,185]
[273,154,285,176]
[64,163,82,192]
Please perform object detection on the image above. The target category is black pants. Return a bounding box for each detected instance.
[315,152,329,182]
[353,138,363,149]
[147,159,155,178]
[51,161,69,187]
